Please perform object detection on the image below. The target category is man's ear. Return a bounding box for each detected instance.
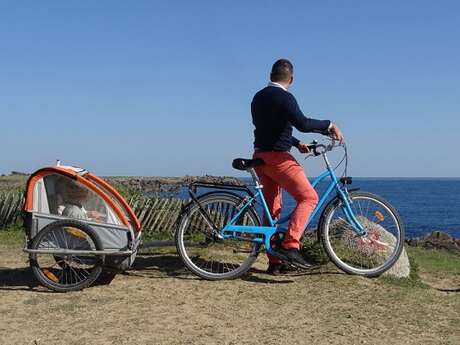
[290,75,294,84]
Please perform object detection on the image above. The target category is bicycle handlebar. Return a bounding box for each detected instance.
[304,138,348,174]
[305,139,343,158]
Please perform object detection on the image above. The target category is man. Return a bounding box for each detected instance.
[251,58,344,275]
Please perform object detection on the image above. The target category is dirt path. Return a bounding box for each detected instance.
[1,244,459,345]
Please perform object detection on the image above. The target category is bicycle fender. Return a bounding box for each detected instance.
[176,191,260,230]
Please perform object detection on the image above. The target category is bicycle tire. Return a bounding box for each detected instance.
[319,191,405,277]
[29,220,103,292]
[175,192,261,280]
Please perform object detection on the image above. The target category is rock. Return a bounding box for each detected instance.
[10,171,28,176]
[329,216,410,278]
[406,231,460,255]
[384,246,410,278]
[418,231,460,254]
[357,217,410,278]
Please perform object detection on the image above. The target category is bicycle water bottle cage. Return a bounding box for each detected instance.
[232,158,264,171]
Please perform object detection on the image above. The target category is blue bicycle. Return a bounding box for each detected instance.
[175,140,405,279]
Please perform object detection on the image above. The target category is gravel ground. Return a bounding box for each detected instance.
[1,243,459,345]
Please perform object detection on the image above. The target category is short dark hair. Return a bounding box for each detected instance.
[270,59,293,82]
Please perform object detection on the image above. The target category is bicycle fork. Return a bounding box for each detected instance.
[335,187,367,236]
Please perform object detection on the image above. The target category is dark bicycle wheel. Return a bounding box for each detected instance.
[175,192,261,280]
[319,191,405,277]
[29,220,103,292]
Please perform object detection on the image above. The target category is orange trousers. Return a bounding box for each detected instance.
[253,151,319,264]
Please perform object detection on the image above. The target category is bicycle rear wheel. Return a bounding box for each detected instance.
[175,192,261,280]
[320,191,404,277]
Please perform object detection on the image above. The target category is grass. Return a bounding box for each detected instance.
[379,254,426,288]
[0,174,27,193]
[407,246,460,274]
[0,223,25,246]
[379,246,459,289]
[300,236,329,264]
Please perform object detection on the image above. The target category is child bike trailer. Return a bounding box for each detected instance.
[23,163,142,292]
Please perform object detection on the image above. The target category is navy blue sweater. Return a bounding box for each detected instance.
[251,86,331,151]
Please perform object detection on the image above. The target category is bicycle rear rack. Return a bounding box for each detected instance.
[189,181,254,197]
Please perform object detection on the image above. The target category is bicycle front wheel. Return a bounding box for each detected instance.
[320,191,405,277]
[175,192,261,280]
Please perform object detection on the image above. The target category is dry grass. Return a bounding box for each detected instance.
[0,175,27,192]
[0,231,459,345]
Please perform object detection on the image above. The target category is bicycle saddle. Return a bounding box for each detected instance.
[232,158,264,171]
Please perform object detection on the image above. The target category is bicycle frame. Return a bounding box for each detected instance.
[221,151,367,255]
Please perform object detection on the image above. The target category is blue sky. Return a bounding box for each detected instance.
[1,1,459,177]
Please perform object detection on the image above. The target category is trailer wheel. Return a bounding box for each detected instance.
[29,220,103,292]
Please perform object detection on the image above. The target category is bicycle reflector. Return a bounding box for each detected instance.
[65,227,87,240]
[374,211,385,222]
[43,269,59,283]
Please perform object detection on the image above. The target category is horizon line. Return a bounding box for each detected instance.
[2,172,460,180]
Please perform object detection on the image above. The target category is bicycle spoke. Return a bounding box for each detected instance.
[32,223,102,291]
[178,194,260,279]
[324,193,403,275]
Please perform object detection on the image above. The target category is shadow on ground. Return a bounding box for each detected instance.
[0,253,194,292]
[132,253,300,283]
[0,266,43,292]
[132,253,343,284]
[0,253,351,291]
[128,253,193,280]
[0,266,120,292]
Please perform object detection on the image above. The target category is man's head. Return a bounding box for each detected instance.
[270,59,294,87]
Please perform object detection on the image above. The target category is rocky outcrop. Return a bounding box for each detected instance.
[10,171,29,176]
[406,231,460,255]
[104,175,244,195]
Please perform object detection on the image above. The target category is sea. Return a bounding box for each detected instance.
[173,178,460,239]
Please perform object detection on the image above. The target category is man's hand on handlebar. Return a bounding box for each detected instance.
[328,123,345,144]
[296,142,311,154]
[296,123,344,155]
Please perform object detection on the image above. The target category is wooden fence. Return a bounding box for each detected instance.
[0,192,24,228]
[0,192,185,236]
[126,195,185,235]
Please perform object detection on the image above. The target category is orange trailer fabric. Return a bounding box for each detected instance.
[86,173,141,232]
[24,166,140,231]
